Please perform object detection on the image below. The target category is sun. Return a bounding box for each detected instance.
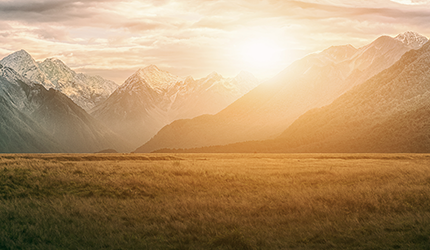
[239,39,280,69]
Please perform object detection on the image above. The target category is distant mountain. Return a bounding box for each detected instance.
[0,50,118,111]
[154,38,430,154]
[274,40,430,153]
[394,31,428,49]
[136,31,428,153]
[0,64,130,153]
[91,65,259,147]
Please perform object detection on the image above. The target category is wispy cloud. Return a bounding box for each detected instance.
[0,0,429,83]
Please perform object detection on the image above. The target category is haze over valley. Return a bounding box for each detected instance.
[2,0,430,154]
[1,31,430,153]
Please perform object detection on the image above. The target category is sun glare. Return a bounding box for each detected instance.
[240,39,280,69]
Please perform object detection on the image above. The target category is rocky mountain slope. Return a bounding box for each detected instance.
[136,31,428,153]
[91,65,259,147]
[0,50,118,111]
[0,65,61,152]
[0,64,130,153]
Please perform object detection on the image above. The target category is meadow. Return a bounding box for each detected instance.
[0,153,429,249]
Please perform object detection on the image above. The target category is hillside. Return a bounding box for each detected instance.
[166,39,430,153]
[0,64,130,153]
[276,41,430,153]
[136,32,427,153]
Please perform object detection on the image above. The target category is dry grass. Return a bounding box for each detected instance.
[1,153,430,249]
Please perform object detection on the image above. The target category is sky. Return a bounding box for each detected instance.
[1,0,430,84]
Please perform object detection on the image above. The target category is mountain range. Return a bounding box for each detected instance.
[0,50,258,152]
[91,65,259,147]
[276,39,430,153]
[1,31,429,153]
[0,64,130,153]
[135,31,429,153]
[165,37,430,153]
[0,50,118,111]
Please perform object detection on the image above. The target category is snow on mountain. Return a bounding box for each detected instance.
[395,31,428,49]
[136,65,181,92]
[91,65,260,147]
[0,50,55,89]
[0,63,130,153]
[117,65,180,97]
[0,50,118,110]
[38,57,118,110]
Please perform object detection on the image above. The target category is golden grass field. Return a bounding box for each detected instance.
[1,153,430,249]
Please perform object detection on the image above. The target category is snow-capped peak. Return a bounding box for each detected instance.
[1,49,37,73]
[38,57,76,84]
[39,58,74,73]
[134,65,180,90]
[42,57,67,66]
[0,49,55,89]
[206,71,222,80]
[143,64,160,72]
[15,49,31,57]
[8,49,31,59]
[395,31,428,49]
[1,50,118,110]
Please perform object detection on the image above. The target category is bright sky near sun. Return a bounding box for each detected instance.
[1,0,430,83]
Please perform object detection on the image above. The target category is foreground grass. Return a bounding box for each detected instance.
[0,153,430,249]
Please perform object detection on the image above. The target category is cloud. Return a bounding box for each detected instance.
[1,0,430,83]
[0,0,129,27]
[391,0,430,4]
[32,26,70,41]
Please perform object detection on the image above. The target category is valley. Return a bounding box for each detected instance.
[1,153,429,249]
[2,2,430,250]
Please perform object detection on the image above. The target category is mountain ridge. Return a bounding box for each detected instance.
[276,41,430,152]
[0,64,131,153]
[136,31,429,153]
[91,65,259,148]
[0,50,118,111]
[155,39,430,153]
